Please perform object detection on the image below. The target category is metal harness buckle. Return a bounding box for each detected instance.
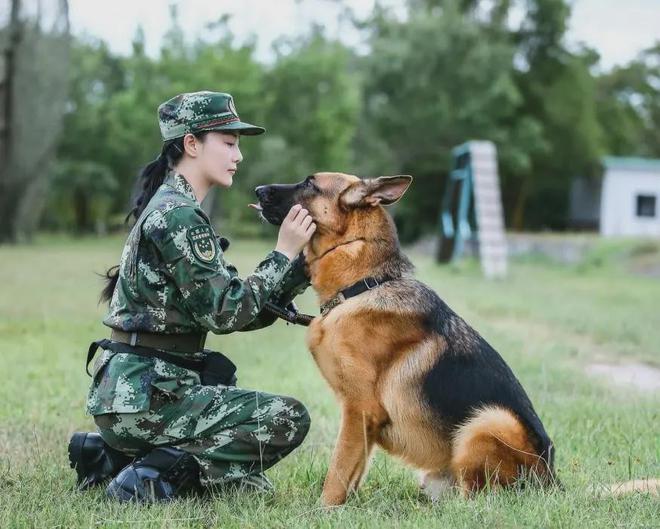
[363,277,379,290]
[129,332,138,347]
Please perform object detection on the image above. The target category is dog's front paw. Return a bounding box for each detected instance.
[321,489,348,507]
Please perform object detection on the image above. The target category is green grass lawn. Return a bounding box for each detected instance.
[0,235,658,528]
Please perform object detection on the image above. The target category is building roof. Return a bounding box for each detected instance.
[603,156,660,172]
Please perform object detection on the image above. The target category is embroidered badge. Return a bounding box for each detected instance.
[187,225,217,263]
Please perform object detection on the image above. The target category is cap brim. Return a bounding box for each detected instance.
[202,120,265,136]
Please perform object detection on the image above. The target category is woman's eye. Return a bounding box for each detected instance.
[225,142,236,147]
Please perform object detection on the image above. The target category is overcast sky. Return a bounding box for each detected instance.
[67,0,660,70]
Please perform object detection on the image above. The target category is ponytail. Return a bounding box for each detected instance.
[100,131,208,304]
[126,144,175,223]
[99,265,120,304]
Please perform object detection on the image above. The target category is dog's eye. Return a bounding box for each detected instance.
[305,177,320,192]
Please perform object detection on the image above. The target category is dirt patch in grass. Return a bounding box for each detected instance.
[485,315,660,393]
[585,362,660,392]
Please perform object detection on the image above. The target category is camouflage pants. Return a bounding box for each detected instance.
[94,384,310,486]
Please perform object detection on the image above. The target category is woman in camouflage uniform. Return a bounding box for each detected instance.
[68,91,316,502]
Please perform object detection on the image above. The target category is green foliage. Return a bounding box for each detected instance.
[43,0,660,236]
[596,44,660,159]
[44,160,118,233]
[357,0,530,240]
[265,30,360,174]
[515,49,604,229]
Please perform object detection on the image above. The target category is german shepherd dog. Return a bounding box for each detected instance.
[254,173,556,506]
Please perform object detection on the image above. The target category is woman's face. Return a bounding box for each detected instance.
[195,131,243,188]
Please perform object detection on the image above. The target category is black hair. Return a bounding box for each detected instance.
[100,131,209,304]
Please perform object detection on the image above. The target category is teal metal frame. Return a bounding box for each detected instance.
[437,142,475,263]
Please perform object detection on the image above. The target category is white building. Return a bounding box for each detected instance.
[569,157,660,237]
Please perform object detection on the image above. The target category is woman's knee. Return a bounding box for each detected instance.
[281,396,311,447]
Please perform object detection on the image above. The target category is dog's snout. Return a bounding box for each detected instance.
[253,181,302,226]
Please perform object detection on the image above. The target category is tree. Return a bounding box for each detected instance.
[356,0,530,240]
[44,160,118,233]
[511,0,603,229]
[264,29,360,175]
[0,0,69,242]
[596,43,660,159]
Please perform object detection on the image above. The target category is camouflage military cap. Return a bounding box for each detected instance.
[158,91,265,141]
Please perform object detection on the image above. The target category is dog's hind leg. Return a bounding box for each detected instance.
[321,403,387,506]
[419,470,455,501]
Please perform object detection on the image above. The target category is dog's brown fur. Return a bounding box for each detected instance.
[257,172,555,505]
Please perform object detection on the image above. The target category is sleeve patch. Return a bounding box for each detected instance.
[187,224,217,264]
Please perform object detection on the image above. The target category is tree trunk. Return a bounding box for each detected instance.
[0,0,21,242]
[73,186,89,233]
[511,177,529,231]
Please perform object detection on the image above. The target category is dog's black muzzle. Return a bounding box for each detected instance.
[255,183,300,226]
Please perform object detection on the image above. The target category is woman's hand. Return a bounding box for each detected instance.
[275,204,316,261]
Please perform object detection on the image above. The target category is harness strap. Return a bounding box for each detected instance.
[264,302,314,327]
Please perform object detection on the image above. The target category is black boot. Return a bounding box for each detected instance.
[68,432,133,490]
[106,447,201,503]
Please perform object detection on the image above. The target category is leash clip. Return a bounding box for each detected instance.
[363,277,379,290]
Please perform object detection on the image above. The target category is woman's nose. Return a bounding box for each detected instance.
[234,146,243,164]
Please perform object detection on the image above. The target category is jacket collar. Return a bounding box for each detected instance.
[164,169,199,204]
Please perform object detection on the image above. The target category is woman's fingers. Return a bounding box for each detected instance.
[293,207,309,225]
[284,204,303,224]
[300,214,314,230]
[275,205,316,259]
[283,203,314,234]
[284,204,307,227]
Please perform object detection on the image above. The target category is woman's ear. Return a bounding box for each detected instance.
[341,175,413,207]
[182,133,199,157]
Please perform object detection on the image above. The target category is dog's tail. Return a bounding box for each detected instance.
[450,405,555,494]
[450,406,658,498]
[600,478,660,497]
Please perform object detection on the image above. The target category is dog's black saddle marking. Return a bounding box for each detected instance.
[417,283,554,468]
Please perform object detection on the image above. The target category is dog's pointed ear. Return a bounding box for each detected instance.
[341,175,413,208]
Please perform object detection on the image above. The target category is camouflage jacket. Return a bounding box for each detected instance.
[87,171,309,415]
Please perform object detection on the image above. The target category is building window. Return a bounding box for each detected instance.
[636,195,656,218]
